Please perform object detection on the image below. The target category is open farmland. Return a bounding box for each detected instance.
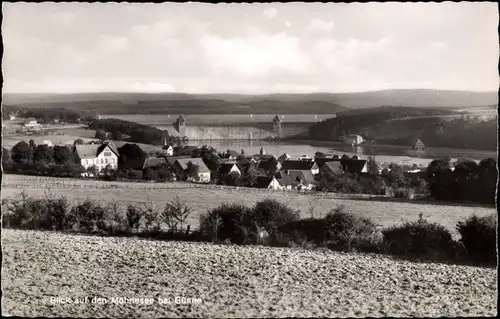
[2,135,97,149]
[2,174,495,238]
[2,229,497,317]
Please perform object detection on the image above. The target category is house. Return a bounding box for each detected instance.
[275,171,293,190]
[42,140,53,147]
[254,176,282,190]
[24,118,40,128]
[343,134,364,145]
[278,153,291,162]
[286,170,317,191]
[142,157,167,170]
[258,158,281,174]
[219,163,241,176]
[9,114,16,120]
[320,161,343,175]
[281,160,319,175]
[341,159,368,174]
[173,158,211,183]
[314,156,338,168]
[222,150,239,160]
[165,155,192,167]
[75,142,119,172]
[163,145,174,156]
[251,154,277,162]
[413,138,425,151]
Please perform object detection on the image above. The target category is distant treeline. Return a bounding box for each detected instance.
[3,99,347,115]
[2,105,95,123]
[89,118,169,145]
[308,106,497,151]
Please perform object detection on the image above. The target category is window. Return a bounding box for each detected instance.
[105,158,108,164]
[111,158,115,164]
[101,159,104,164]
[104,152,112,157]
[84,160,87,165]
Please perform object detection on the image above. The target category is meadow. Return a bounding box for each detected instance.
[2,174,495,238]
[2,229,497,317]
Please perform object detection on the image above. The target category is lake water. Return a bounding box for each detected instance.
[102,114,334,124]
[188,140,495,167]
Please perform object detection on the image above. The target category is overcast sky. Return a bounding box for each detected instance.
[2,2,498,94]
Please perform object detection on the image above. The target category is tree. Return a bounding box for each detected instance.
[28,139,36,150]
[33,144,54,164]
[185,161,199,181]
[11,141,32,164]
[53,145,71,164]
[2,148,12,169]
[225,171,241,186]
[367,156,379,175]
[245,164,260,187]
[73,139,84,146]
[95,130,107,140]
[426,158,453,200]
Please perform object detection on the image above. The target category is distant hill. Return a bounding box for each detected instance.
[2,89,497,114]
[307,106,497,151]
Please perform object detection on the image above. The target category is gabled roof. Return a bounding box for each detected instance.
[166,155,193,166]
[177,113,186,123]
[143,157,167,170]
[99,142,119,157]
[175,157,210,173]
[252,154,276,161]
[277,153,291,162]
[288,170,317,185]
[254,176,275,188]
[342,159,368,174]
[258,158,280,171]
[219,163,240,175]
[281,160,317,171]
[275,171,293,186]
[75,144,100,159]
[314,157,339,168]
[321,161,342,174]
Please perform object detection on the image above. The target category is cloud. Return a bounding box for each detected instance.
[285,20,292,28]
[98,35,129,53]
[262,8,277,19]
[308,18,335,32]
[200,32,309,77]
[50,11,77,25]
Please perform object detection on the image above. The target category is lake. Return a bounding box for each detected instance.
[101,114,334,124]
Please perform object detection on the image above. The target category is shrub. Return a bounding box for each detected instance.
[44,196,70,230]
[323,206,382,252]
[382,213,456,261]
[142,200,160,231]
[276,218,332,246]
[251,198,300,241]
[3,192,47,229]
[161,196,192,232]
[199,203,255,244]
[393,187,415,199]
[126,204,142,232]
[456,214,497,265]
[105,201,127,234]
[67,199,107,233]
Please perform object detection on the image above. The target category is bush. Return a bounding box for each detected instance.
[199,203,256,244]
[393,187,415,199]
[3,192,46,229]
[126,204,142,232]
[276,218,332,247]
[67,199,107,233]
[252,198,300,241]
[161,196,192,232]
[456,214,497,265]
[323,206,382,252]
[382,214,456,261]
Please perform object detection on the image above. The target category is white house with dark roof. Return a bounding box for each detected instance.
[173,157,211,183]
[74,142,119,172]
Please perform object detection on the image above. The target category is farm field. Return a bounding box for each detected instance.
[2,134,97,149]
[2,229,497,317]
[2,174,495,238]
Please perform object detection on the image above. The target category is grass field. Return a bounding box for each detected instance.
[2,135,97,149]
[2,174,495,238]
[2,229,497,317]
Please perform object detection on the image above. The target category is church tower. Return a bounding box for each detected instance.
[176,114,187,137]
[272,114,282,138]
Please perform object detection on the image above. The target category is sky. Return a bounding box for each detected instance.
[2,2,499,94]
